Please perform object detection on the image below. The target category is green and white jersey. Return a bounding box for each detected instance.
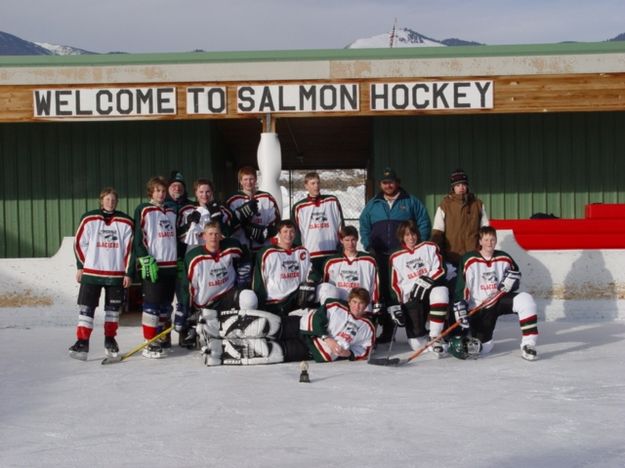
[253,243,311,305]
[74,209,134,286]
[456,250,519,309]
[292,194,344,259]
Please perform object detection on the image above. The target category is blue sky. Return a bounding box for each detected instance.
[2,0,624,53]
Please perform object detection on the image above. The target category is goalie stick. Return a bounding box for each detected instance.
[369,291,505,366]
[101,326,174,365]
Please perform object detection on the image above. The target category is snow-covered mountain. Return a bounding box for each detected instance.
[347,27,483,49]
[34,41,95,56]
[0,30,95,56]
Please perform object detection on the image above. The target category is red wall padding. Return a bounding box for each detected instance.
[490,218,625,250]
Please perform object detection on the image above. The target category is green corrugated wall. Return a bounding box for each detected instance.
[3,111,625,258]
[373,111,625,220]
[0,120,231,258]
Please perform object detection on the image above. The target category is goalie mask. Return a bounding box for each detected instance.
[448,335,482,360]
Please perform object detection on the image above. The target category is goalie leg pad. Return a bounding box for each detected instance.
[220,310,282,339]
[199,308,220,338]
[222,338,284,365]
[201,338,223,366]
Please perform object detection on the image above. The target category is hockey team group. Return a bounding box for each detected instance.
[69,165,539,366]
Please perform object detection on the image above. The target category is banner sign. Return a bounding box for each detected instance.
[236,84,359,113]
[370,81,493,111]
[33,87,176,118]
[186,87,227,114]
[32,80,494,118]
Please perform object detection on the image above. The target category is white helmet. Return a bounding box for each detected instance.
[316,283,340,305]
[237,289,258,310]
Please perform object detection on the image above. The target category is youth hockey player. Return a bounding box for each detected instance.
[226,166,281,254]
[181,221,253,347]
[178,178,233,251]
[292,171,344,271]
[253,219,313,316]
[197,286,375,366]
[134,176,178,358]
[69,187,134,360]
[321,225,380,312]
[388,220,449,356]
[454,226,539,361]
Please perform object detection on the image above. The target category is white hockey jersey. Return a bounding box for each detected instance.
[255,244,311,303]
[389,241,445,303]
[300,299,375,361]
[134,203,178,270]
[458,250,517,309]
[185,240,243,307]
[226,191,280,251]
[322,252,379,308]
[74,210,134,285]
[292,195,343,258]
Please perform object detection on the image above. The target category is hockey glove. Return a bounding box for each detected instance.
[244,222,268,243]
[372,302,383,316]
[236,199,259,222]
[139,256,159,283]
[498,269,521,293]
[296,281,317,308]
[409,275,435,302]
[387,304,405,327]
[187,210,201,225]
[207,202,222,220]
[453,300,470,329]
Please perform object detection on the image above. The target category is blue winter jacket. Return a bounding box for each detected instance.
[359,189,431,255]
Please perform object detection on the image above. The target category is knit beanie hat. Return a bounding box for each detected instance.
[168,170,186,188]
[450,169,469,187]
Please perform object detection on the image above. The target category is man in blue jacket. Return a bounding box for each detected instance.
[359,167,431,342]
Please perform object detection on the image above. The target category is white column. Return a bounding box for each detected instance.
[257,132,283,215]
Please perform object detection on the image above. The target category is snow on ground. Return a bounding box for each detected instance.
[1,306,624,468]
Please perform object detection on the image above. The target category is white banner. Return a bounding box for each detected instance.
[33,87,177,118]
[186,87,227,114]
[237,84,359,113]
[370,81,493,111]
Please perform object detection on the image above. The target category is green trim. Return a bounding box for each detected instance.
[2,42,625,68]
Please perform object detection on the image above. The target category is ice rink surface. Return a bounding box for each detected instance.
[1,309,624,468]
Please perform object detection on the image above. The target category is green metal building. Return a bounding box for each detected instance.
[1,42,625,257]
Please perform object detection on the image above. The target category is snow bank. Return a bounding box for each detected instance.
[1,232,624,321]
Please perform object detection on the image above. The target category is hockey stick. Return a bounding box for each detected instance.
[369,291,505,367]
[101,326,174,365]
[368,322,399,366]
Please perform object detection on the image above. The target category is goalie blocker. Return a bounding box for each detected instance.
[197,286,375,366]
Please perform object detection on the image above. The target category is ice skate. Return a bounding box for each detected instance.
[142,341,166,359]
[521,344,538,361]
[69,339,89,361]
[104,337,119,358]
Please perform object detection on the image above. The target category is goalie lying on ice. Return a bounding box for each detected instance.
[197,286,375,365]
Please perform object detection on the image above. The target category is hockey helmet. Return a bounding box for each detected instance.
[448,334,482,360]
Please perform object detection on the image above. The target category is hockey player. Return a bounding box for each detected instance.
[226,166,281,254]
[388,220,449,356]
[134,176,178,358]
[197,286,375,366]
[253,219,313,316]
[292,172,344,272]
[454,226,539,361]
[178,178,233,251]
[69,187,134,360]
[321,225,380,312]
[181,221,253,347]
